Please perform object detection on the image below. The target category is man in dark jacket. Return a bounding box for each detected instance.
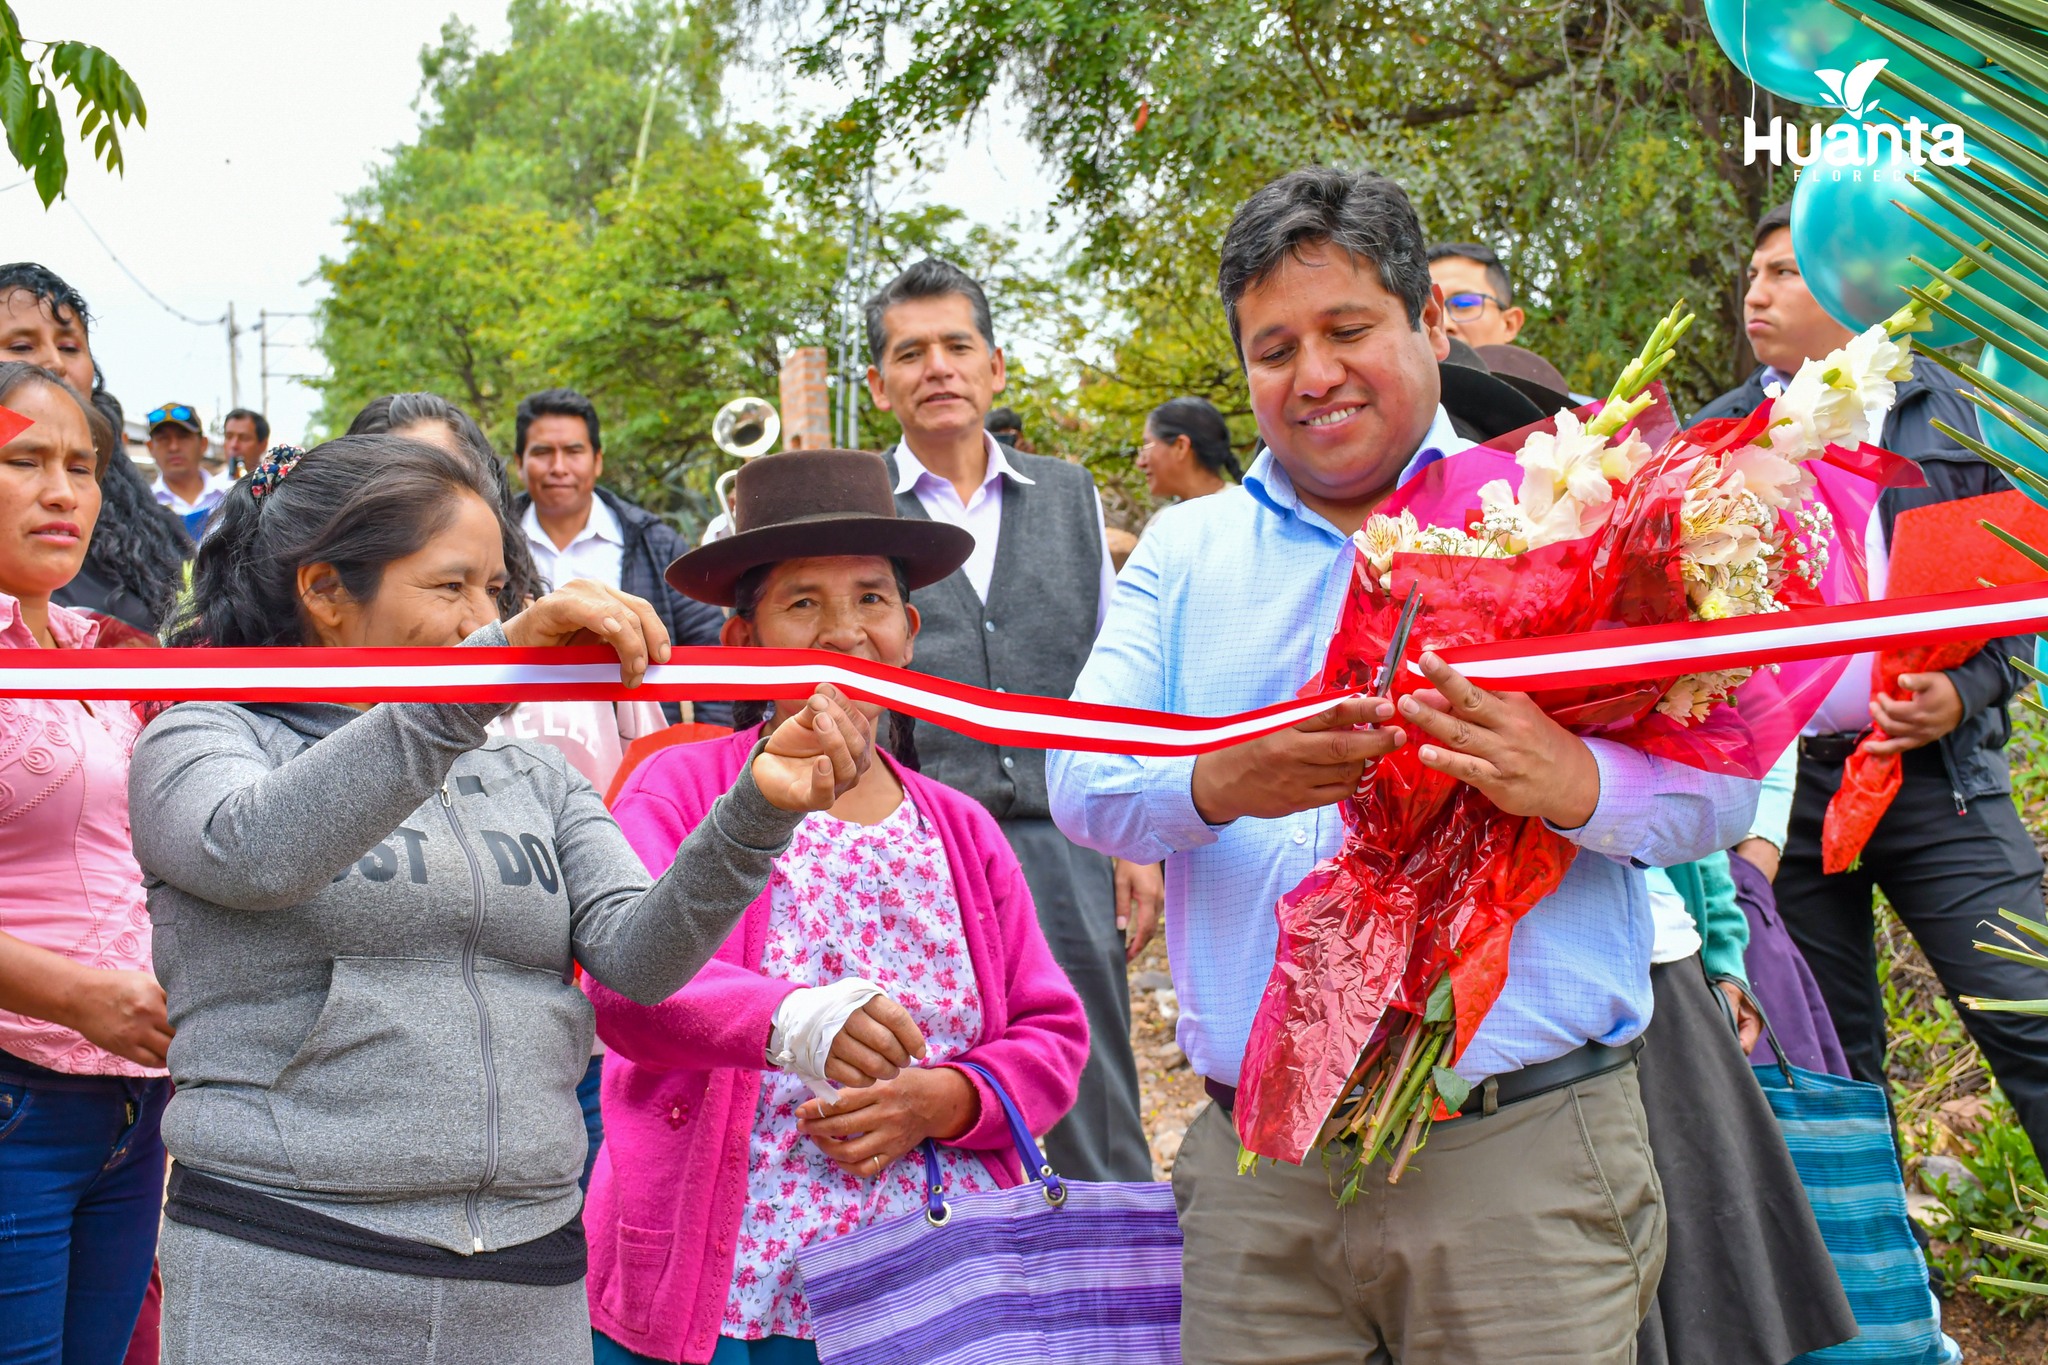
[510,387,729,727]
[1698,206,2048,1159]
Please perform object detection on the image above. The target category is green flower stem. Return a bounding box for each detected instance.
[1884,253,1982,341]
[1588,299,1694,439]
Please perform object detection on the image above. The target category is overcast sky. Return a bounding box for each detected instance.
[3,1,1059,444]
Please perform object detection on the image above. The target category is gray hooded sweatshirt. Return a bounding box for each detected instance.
[129,636,801,1257]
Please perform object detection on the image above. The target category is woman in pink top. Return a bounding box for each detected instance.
[584,450,1089,1365]
[0,363,173,1361]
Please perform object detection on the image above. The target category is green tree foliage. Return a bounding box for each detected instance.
[772,0,1803,468]
[316,0,843,531]
[0,1,146,206]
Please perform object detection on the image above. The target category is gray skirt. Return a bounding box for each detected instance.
[1634,956,1858,1365]
[158,1219,592,1365]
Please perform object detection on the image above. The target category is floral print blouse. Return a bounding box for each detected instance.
[724,793,993,1341]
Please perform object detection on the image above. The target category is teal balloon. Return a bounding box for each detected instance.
[1706,0,1985,107]
[1790,89,2047,347]
[1977,341,2048,507]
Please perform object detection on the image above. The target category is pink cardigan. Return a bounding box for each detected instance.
[584,728,1089,1363]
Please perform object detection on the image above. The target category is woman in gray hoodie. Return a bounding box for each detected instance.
[128,434,878,1365]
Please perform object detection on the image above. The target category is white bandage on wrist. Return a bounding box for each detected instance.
[767,977,886,1102]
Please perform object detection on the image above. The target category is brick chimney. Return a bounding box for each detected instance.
[778,347,832,451]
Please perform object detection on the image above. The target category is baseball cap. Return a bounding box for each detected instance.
[148,402,204,435]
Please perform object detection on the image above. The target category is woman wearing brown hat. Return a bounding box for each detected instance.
[584,449,1089,1365]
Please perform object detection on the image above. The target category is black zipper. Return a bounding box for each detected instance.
[439,780,498,1253]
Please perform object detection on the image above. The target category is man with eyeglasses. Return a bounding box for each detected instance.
[1427,242,1526,348]
[146,402,230,539]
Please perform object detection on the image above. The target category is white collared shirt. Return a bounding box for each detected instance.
[890,433,1117,628]
[152,467,232,518]
[522,494,625,592]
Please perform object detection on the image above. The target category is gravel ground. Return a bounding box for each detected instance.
[1127,933,1206,1179]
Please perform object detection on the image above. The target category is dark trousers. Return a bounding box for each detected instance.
[0,1057,170,1365]
[1777,747,2048,1159]
[998,818,1153,1182]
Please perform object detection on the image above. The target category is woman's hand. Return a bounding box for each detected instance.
[60,967,173,1069]
[1717,980,1764,1054]
[826,994,930,1088]
[503,580,671,687]
[753,686,874,812]
[795,1066,980,1178]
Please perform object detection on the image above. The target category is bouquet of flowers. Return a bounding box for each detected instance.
[1235,305,1922,1178]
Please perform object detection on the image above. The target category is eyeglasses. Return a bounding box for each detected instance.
[1444,291,1510,322]
[148,404,196,426]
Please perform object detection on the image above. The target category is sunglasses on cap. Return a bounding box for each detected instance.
[148,404,199,426]
[1444,291,1510,322]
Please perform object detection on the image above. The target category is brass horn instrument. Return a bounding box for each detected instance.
[711,396,781,529]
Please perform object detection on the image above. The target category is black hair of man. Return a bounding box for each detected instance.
[514,387,602,456]
[0,261,91,331]
[863,257,996,366]
[985,406,1023,438]
[1218,168,1434,360]
[1426,241,1514,306]
[1754,203,1792,248]
[224,407,270,444]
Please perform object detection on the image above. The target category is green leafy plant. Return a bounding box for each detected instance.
[1915,1094,2048,1314]
[0,1,145,206]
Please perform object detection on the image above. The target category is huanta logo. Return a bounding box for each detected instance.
[1742,57,1970,171]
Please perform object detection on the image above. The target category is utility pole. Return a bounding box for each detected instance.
[258,309,269,416]
[225,301,241,411]
[627,5,680,202]
[834,30,887,449]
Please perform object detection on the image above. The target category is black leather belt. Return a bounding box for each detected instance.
[1204,1037,1642,1123]
[1799,730,1868,765]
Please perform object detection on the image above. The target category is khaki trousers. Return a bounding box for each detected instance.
[1174,1062,1665,1365]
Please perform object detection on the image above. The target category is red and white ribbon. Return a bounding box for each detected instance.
[1437,580,2048,689]
[8,581,2046,752]
[0,643,1353,757]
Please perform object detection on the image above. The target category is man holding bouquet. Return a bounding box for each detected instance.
[1049,167,1759,1363]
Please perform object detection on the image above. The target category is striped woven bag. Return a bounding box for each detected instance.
[1754,1053,1949,1364]
[795,1060,1183,1365]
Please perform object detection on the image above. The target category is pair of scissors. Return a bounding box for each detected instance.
[1369,584,1423,704]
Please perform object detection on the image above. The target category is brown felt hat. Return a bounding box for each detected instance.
[664,448,974,607]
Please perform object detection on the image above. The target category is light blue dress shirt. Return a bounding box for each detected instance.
[1047,406,1761,1085]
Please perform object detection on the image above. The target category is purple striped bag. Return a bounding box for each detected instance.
[795,1060,1182,1365]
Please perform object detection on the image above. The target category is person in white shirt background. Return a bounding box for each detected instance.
[145,401,231,539]
[508,387,729,728]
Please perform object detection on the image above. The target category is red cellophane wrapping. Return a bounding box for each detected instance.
[1234,397,1834,1164]
[1820,491,2048,872]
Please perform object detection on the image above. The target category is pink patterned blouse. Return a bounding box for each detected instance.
[724,793,994,1341]
[0,593,161,1077]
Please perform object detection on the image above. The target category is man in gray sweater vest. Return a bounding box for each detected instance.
[866,258,1154,1182]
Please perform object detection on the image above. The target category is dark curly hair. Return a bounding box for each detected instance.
[79,389,195,628]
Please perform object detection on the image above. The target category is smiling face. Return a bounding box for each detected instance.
[1,290,94,397]
[0,380,102,602]
[519,413,601,523]
[720,554,918,723]
[297,489,508,649]
[1744,227,1855,374]
[1237,240,1448,534]
[865,293,1007,445]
